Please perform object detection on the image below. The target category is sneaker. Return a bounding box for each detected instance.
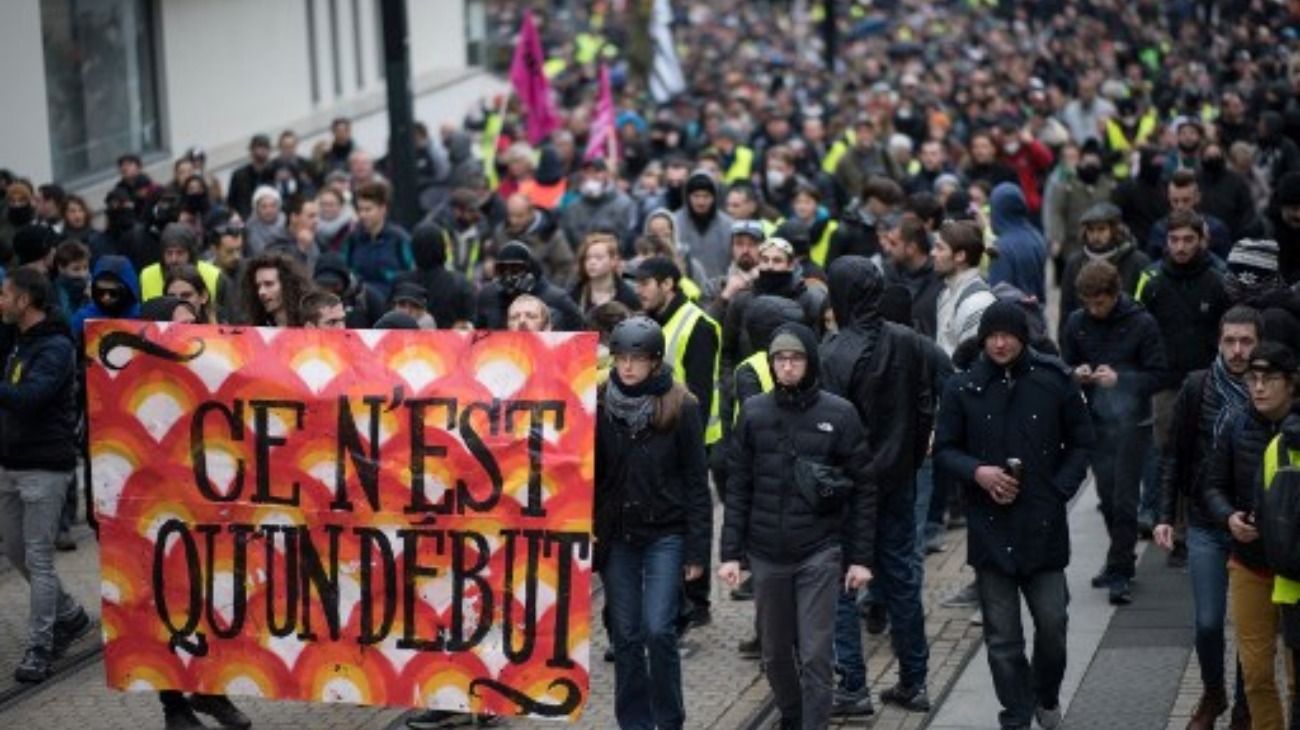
[52,607,92,658]
[163,704,207,730]
[684,609,712,629]
[778,715,802,730]
[13,646,53,683]
[942,582,979,608]
[730,575,754,601]
[1108,576,1133,606]
[738,635,761,660]
[970,607,984,626]
[880,682,931,712]
[1035,704,1063,729]
[56,530,77,552]
[865,602,889,635]
[1167,539,1188,569]
[831,685,875,716]
[188,694,251,729]
[1090,568,1113,589]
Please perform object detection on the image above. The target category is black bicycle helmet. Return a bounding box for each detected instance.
[608,316,665,359]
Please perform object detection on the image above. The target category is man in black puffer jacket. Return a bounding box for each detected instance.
[819,255,934,714]
[934,302,1095,730]
[721,322,875,730]
[1060,260,1166,604]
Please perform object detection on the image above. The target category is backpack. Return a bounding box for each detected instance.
[953,278,1049,344]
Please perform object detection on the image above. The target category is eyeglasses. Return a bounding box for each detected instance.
[1244,371,1287,387]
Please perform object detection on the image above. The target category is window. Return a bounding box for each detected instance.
[465,0,487,67]
[328,0,342,97]
[41,0,162,182]
[351,0,363,89]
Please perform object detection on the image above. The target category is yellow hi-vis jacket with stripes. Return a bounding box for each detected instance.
[732,351,775,424]
[1260,435,1300,605]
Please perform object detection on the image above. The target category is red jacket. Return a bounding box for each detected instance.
[999,140,1054,214]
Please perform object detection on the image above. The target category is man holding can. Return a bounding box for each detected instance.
[934,302,1095,730]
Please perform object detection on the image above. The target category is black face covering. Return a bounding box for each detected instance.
[754,269,797,295]
[6,204,34,227]
[665,182,685,211]
[107,207,135,230]
[1202,156,1226,177]
[1076,164,1102,185]
[499,270,536,297]
[184,193,208,213]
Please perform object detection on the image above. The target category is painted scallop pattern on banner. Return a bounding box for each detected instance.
[85,321,596,720]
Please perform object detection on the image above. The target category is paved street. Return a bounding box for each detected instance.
[0,479,1231,730]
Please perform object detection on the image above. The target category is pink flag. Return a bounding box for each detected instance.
[509,10,560,144]
[584,64,618,164]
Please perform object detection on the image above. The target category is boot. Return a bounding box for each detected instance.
[1227,698,1251,730]
[1184,685,1227,730]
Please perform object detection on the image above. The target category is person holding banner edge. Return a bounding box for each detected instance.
[594,316,711,730]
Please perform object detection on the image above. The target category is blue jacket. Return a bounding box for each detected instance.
[342,222,414,302]
[71,255,141,342]
[988,183,1047,303]
[0,318,78,471]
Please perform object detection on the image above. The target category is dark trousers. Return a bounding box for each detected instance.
[833,481,929,689]
[976,568,1069,729]
[604,535,686,730]
[752,546,841,730]
[1091,423,1150,579]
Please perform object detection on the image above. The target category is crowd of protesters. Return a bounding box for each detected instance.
[3,0,1300,728]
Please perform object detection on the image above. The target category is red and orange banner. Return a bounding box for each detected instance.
[85,322,595,719]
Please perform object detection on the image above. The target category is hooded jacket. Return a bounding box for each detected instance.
[0,317,78,471]
[493,207,576,287]
[473,241,584,331]
[71,255,141,341]
[314,252,385,329]
[934,347,1095,575]
[1059,294,1166,424]
[725,296,806,432]
[820,257,934,491]
[723,322,875,567]
[396,224,475,329]
[988,183,1048,302]
[672,171,735,279]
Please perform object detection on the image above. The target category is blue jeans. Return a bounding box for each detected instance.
[1187,524,1231,688]
[835,481,929,690]
[602,535,686,730]
[913,457,935,568]
[0,469,83,651]
[977,568,1069,729]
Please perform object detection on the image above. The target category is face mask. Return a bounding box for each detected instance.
[184,193,208,211]
[766,170,788,190]
[754,269,796,294]
[6,205,33,227]
[107,207,135,230]
[580,179,605,200]
[1003,141,1021,155]
[1076,164,1102,184]
[1201,156,1226,176]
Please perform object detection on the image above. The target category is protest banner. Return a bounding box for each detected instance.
[85,322,596,719]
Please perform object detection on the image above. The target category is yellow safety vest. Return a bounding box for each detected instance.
[725,146,755,185]
[1260,436,1300,604]
[821,130,857,175]
[139,260,223,305]
[481,110,504,191]
[809,219,839,268]
[445,231,480,277]
[1135,266,1158,303]
[732,351,775,424]
[1104,111,1158,180]
[680,276,702,302]
[663,301,722,445]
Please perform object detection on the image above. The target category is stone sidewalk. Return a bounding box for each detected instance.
[0,500,986,729]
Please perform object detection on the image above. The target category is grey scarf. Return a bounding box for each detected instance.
[604,383,655,436]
